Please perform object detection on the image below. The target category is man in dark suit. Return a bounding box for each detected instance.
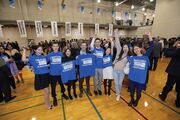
[0,58,16,103]
[159,41,180,108]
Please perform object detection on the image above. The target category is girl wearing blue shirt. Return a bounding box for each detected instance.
[47,42,69,107]
[22,45,52,109]
[103,47,113,96]
[62,48,77,100]
[128,42,150,107]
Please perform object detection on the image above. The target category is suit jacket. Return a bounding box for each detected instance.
[166,48,180,77]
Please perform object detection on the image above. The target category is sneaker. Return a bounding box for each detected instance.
[159,93,165,101]
[98,90,102,95]
[53,97,58,106]
[94,91,98,96]
[48,104,53,110]
[116,95,120,101]
[62,94,69,100]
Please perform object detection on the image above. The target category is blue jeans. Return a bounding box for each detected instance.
[113,70,125,96]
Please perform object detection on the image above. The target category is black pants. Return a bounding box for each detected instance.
[0,71,12,101]
[161,74,180,103]
[150,57,159,70]
[67,80,76,96]
[79,76,90,94]
[104,79,112,94]
[50,75,65,98]
[129,80,143,103]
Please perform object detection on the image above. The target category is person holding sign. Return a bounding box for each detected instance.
[22,45,52,109]
[61,48,77,100]
[76,42,95,97]
[47,42,69,107]
[90,37,104,95]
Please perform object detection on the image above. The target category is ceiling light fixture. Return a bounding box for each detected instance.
[97,0,101,3]
[142,7,145,11]
[131,5,134,9]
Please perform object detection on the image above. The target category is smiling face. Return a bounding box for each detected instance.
[65,49,71,57]
[52,43,59,52]
[134,46,141,56]
[123,44,129,53]
[35,46,43,55]
[80,43,87,51]
[95,39,101,48]
[105,48,111,55]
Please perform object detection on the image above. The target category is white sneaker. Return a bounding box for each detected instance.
[116,95,120,101]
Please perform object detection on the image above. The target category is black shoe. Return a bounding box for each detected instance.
[128,101,133,107]
[98,90,102,95]
[16,80,20,84]
[159,93,165,101]
[74,93,77,98]
[62,94,69,100]
[175,100,180,108]
[133,100,138,107]
[79,93,83,98]
[69,95,73,100]
[94,91,98,96]
[53,97,58,106]
[5,96,16,103]
[0,98,4,103]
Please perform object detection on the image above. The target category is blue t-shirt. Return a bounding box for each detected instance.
[103,54,113,68]
[92,48,104,68]
[128,56,150,84]
[61,60,76,83]
[28,55,49,75]
[47,52,63,76]
[76,53,95,78]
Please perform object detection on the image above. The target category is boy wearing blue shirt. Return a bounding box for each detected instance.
[90,38,104,95]
[47,42,69,106]
[76,42,95,97]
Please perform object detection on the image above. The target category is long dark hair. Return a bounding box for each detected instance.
[118,43,132,60]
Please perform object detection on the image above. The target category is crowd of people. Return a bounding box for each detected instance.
[0,30,179,109]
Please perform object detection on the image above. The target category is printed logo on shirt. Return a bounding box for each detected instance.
[103,57,110,64]
[62,62,73,72]
[94,51,103,58]
[2,56,8,62]
[51,56,62,64]
[35,58,48,68]
[133,59,146,70]
[82,58,92,66]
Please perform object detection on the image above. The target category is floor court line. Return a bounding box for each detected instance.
[110,88,148,120]
[0,99,61,117]
[142,91,180,114]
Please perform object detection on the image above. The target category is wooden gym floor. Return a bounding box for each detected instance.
[0,58,179,120]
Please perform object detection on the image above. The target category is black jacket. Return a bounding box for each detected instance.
[166,48,180,77]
